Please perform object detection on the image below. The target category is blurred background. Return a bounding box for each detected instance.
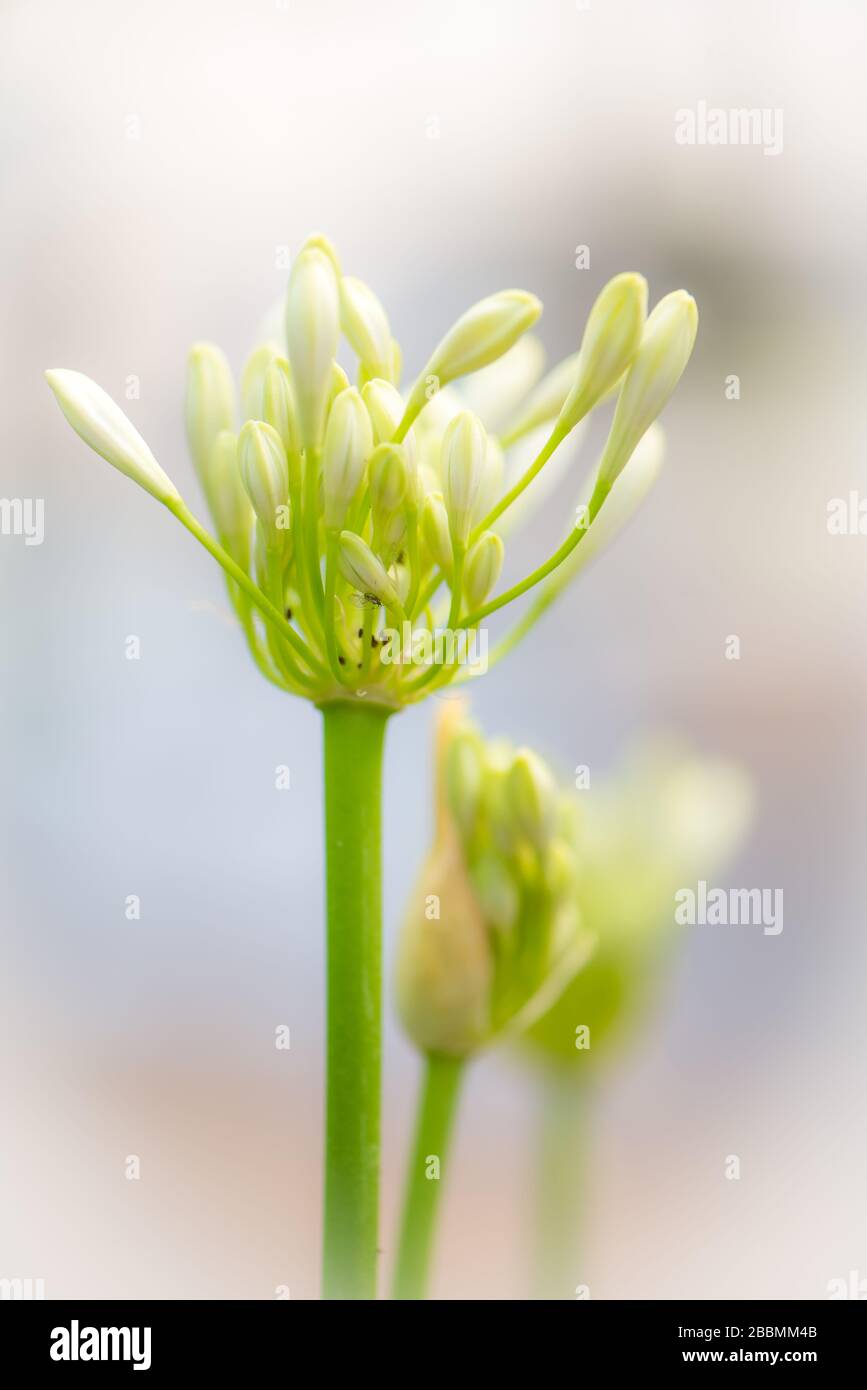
[2,0,866,1299]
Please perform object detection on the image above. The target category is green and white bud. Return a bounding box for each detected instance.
[340,275,392,377]
[508,749,558,850]
[464,530,504,609]
[473,436,504,527]
[241,343,280,422]
[262,356,302,460]
[594,290,698,501]
[420,491,453,579]
[404,290,542,426]
[184,343,236,478]
[46,369,180,505]
[207,430,253,563]
[362,378,404,444]
[338,531,403,609]
[322,387,373,531]
[238,420,289,552]
[285,247,340,450]
[328,361,351,411]
[442,411,488,547]
[556,273,647,438]
[301,232,342,277]
[368,443,407,517]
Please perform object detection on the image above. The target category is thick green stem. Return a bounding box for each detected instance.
[392,1052,465,1300]
[321,700,391,1299]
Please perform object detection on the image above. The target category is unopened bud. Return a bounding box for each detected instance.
[508,749,558,850]
[286,247,340,449]
[46,369,180,505]
[322,387,373,531]
[338,531,402,610]
[594,290,698,503]
[464,530,504,608]
[238,420,289,551]
[556,273,648,437]
[442,411,488,547]
[185,343,236,479]
[340,276,392,377]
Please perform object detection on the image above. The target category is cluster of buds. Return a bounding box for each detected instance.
[526,741,754,1064]
[396,703,595,1057]
[45,235,698,708]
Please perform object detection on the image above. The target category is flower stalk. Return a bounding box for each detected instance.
[321,699,390,1299]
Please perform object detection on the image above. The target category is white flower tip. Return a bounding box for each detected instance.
[46,368,181,505]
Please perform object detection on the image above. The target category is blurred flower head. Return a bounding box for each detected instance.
[526,740,754,1066]
[396,702,595,1057]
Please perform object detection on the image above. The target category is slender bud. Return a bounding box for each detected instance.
[285,247,340,450]
[368,443,407,517]
[322,387,373,531]
[442,411,488,547]
[241,343,280,422]
[208,430,253,562]
[508,749,558,850]
[464,530,504,608]
[555,274,648,439]
[184,343,236,478]
[46,369,180,504]
[404,290,542,424]
[340,276,392,377]
[338,531,402,609]
[473,437,504,527]
[362,378,403,443]
[263,357,302,460]
[238,420,289,552]
[301,233,342,277]
[594,290,698,501]
[421,492,453,579]
[328,361,350,409]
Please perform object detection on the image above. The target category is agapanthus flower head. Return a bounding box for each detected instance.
[395,703,595,1058]
[526,740,754,1064]
[45,236,697,709]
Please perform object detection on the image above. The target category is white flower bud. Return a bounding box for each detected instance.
[596,290,698,496]
[404,290,542,426]
[340,276,392,376]
[556,273,648,437]
[208,430,253,561]
[241,343,281,422]
[238,420,289,551]
[185,344,236,479]
[362,378,403,444]
[338,530,402,609]
[368,443,407,517]
[322,387,373,531]
[442,411,488,547]
[425,290,542,387]
[472,437,504,527]
[45,369,180,504]
[262,357,302,459]
[420,491,453,578]
[285,247,340,450]
[464,530,504,609]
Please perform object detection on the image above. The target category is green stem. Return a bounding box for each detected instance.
[532,1065,589,1300]
[321,700,391,1299]
[169,500,327,678]
[392,1052,465,1300]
